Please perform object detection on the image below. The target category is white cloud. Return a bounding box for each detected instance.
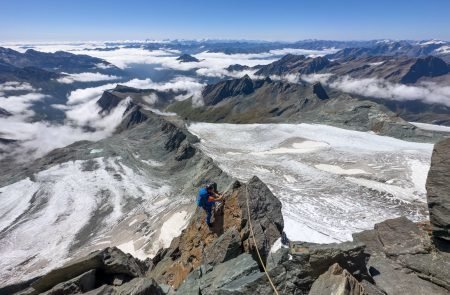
[142,93,158,105]
[0,93,48,116]
[301,74,450,106]
[57,72,121,84]
[0,81,35,92]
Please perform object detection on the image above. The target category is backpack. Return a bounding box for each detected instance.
[196,188,209,207]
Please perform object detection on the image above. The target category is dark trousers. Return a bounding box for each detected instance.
[203,203,214,224]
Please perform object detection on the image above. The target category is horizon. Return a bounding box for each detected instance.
[1,0,450,41]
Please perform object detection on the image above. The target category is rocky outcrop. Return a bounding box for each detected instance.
[176,54,200,63]
[312,82,329,100]
[426,138,450,243]
[3,247,165,295]
[308,263,367,295]
[146,176,284,289]
[353,217,450,294]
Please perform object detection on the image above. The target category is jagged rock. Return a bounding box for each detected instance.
[221,241,372,294]
[42,269,96,295]
[177,253,262,295]
[353,216,431,256]
[201,75,255,105]
[175,141,196,161]
[147,176,283,289]
[31,247,145,293]
[312,82,329,100]
[266,246,290,270]
[308,263,367,295]
[203,227,242,268]
[84,278,165,295]
[426,138,450,243]
[97,91,123,114]
[239,176,284,265]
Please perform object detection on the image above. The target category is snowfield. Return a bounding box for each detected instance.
[0,156,192,285]
[188,123,433,243]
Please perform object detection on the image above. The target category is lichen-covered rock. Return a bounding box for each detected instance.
[426,138,450,243]
[308,263,367,295]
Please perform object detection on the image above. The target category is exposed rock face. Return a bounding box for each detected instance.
[308,263,367,295]
[401,56,450,83]
[353,217,450,294]
[201,75,256,105]
[255,54,335,76]
[147,176,284,289]
[312,82,329,100]
[426,138,450,243]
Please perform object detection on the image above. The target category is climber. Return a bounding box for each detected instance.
[197,182,223,227]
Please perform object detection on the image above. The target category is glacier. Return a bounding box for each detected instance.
[188,122,433,243]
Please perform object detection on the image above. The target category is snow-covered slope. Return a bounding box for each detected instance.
[0,115,227,286]
[188,123,433,243]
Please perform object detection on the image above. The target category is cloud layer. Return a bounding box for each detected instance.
[57,72,121,84]
[302,74,450,106]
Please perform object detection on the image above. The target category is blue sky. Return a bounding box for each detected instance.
[1,0,449,41]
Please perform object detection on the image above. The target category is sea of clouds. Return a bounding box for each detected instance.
[1,41,449,162]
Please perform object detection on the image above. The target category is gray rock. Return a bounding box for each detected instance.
[397,252,450,291]
[203,227,242,268]
[31,247,144,293]
[238,176,284,265]
[42,269,96,295]
[426,138,450,243]
[83,278,165,295]
[308,263,366,295]
[353,217,430,256]
[199,254,262,295]
[266,247,290,270]
[367,255,449,295]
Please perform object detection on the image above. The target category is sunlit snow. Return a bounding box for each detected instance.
[188,122,433,243]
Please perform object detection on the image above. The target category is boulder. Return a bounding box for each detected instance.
[308,263,367,295]
[353,216,430,256]
[426,138,450,243]
[31,247,145,293]
[42,269,96,295]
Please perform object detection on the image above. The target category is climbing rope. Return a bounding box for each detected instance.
[245,187,280,295]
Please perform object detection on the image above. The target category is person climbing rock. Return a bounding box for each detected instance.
[197,182,223,227]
